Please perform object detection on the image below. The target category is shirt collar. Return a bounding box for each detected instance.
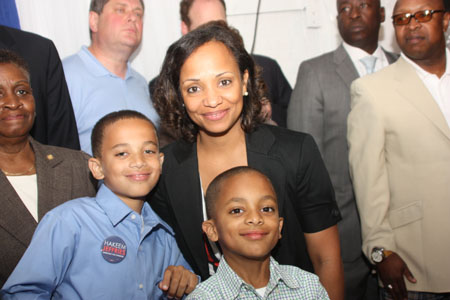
[216,256,300,298]
[342,42,385,61]
[79,45,134,79]
[141,200,175,235]
[95,184,174,234]
[400,48,450,80]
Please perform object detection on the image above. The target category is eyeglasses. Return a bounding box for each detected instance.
[392,9,445,26]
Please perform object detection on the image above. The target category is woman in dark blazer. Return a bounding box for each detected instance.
[0,50,96,285]
[150,21,344,299]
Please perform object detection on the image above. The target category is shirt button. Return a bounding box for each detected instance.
[139,283,143,289]
[131,214,136,220]
[139,246,143,251]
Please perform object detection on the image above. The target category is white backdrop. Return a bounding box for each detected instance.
[15,0,399,87]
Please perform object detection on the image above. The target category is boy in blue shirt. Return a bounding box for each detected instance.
[187,166,329,299]
[2,110,198,299]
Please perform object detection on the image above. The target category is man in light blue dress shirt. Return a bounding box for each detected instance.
[63,0,159,154]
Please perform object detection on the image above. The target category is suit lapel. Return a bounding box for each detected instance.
[383,49,399,65]
[394,57,450,141]
[169,142,206,274]
[0,173,38,247]
[334,45,359,89]
[0,140,39,247]
[31,139,71,219]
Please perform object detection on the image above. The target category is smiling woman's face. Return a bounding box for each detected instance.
[0,63,35,140]
[179,41,248,137]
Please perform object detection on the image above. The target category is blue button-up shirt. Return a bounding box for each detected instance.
[1,184,192,299]
[62,46,160,155]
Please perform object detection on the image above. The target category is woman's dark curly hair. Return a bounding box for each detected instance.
[153,20,265,143]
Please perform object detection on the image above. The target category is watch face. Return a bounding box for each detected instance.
[372,250,383,263]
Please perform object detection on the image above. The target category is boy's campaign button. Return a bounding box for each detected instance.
[101,236,127,263]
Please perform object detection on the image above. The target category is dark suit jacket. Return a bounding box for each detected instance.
[149,124,341,280]
[0,138,97,285]
[0,25,80,150]
[252,54,292,127]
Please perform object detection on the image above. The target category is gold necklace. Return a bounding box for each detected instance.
[1,164,36,176]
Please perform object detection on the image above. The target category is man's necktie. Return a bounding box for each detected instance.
[360,56,378,74]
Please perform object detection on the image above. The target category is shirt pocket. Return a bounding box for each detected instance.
[388,201,423,229]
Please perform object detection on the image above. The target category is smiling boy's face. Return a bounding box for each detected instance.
[89,118,163,209]
[203,171,283,263]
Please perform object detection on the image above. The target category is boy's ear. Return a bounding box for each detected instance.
[202,220,219,242]
[88,157,105,180]
[278,217,284,239]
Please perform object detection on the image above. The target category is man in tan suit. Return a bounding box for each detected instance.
[347,0,450,299]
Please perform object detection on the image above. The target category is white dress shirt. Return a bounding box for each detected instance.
[401,49,450,128]
[7,174,38,222]
[343,42,390,77]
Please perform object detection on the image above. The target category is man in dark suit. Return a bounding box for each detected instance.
[287,1,398,299]
[0,25,80,150]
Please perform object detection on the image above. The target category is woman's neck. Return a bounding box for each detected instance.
[196,123,247,192]
[0,136,35,175]
[0,135,31,155]
[196,122,246,153]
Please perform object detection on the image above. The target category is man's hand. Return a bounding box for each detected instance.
[377,252,416,300]
[159,265,199,299]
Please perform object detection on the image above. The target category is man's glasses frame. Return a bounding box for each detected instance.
[392,9,445,26]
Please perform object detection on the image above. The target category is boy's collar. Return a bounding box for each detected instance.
[96,184,133,226]
[216,256,301,298]
[95,184,174,235]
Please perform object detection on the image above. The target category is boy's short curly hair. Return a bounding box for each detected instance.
[91,110,157,158]
[205,166,276,219]
[153,20,265,143]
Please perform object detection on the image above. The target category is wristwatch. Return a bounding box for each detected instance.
[371,247,393,263]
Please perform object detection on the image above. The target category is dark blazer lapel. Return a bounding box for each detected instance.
[31,138,71,219]
[334,44,359,89]
[394,57,450,141]
[246,126,287,213]
[0,172,37,247]
[169,142,206,273]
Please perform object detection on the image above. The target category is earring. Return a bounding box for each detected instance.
[243,91,248,96]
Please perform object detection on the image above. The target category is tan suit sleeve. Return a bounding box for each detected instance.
[347,78,396,262]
